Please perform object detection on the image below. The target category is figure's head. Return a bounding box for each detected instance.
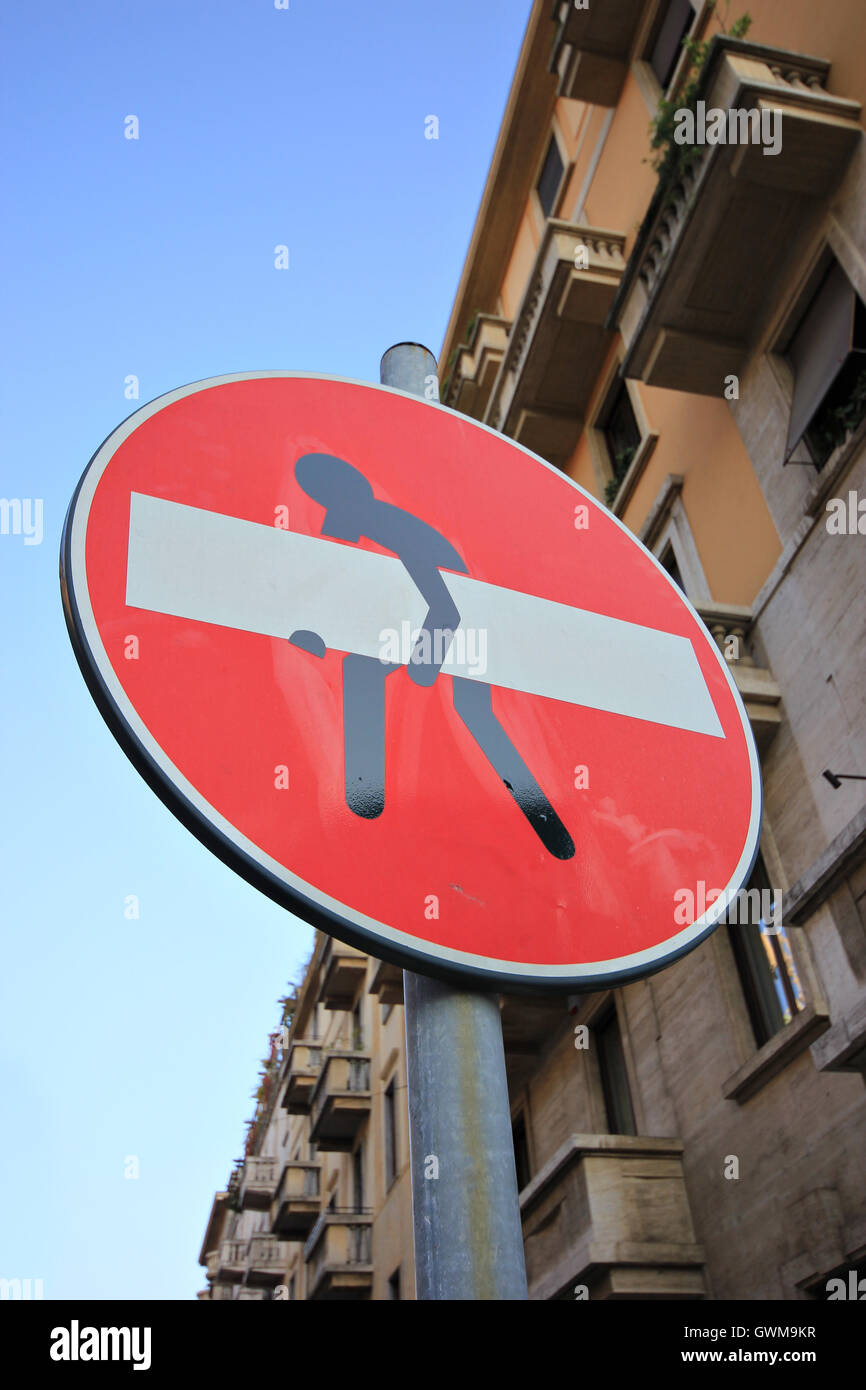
[294,453,373,541]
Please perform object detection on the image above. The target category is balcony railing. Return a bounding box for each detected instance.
[236,1287,270,1300]
[520,1135,706,1300]
[549,0,646,106]
[279,1041,323,1114]
[215,1239,248,1284]
[239,1155,279,1211]
[309,1051,371,1152]
[318,939,368,1010]
[244,1233,291,1289]
[611,38,862,395]
[270,1160,322,1239]
[695,601,781,754]
[443,314,510,420]
[486,220,626,469]
[304,1209,374,1300]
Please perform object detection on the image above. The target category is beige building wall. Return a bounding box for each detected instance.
[199,935,414,1301]
[201,0,866,1302]
[438,0,866,1301]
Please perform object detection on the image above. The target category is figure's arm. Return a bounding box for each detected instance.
[401,553,461,687]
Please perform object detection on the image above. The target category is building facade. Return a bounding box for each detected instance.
[200,0,866,1300]
[199,937,413,1301]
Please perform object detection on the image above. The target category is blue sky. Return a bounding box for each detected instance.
[0,0,531,1300]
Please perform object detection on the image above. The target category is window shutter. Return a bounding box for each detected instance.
[649,0,695,90]
[536,137,564,219]
[785,261,857,462]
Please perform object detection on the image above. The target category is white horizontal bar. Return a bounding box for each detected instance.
[125,492,722,737]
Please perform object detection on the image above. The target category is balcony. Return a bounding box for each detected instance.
[270,1161,322,1239]
[236,1287,270,1301]
[369,956,403,1007]
[245,1234,291,1289]
[279,1040,323,1114]
[695,601,781,754]
[486,221,626,469]
[215,1239,248,1284]
[612,39,862,395]
[202,1282,236,1301]
[549,0,646,106]
[318,938,367,1010]
[198,1190,230,1273]
[304,1210,373,1300]
[520,1135,706,1300]
[443,314,510,420]
[310,1051,371,1152]
[238,1155,279,1212]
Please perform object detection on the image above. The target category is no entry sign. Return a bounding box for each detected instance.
[61,372,761,991]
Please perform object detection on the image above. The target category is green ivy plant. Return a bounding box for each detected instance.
[604,444,638,505]
[649,2,752,186]
[804,361,866,468]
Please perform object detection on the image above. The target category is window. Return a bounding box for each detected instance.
[288,1275,296,1301]
[595,1004,637,1135]
[728,854,805,1048]
[648,0,696,90]
[511,1114,531,1192]
[659,543,685,590]
[388,1267,402,1300]
[785,259,866,469]
[352,1000,363,1050]
[384,1079,398,1188]
[536,136,564,219]
[602,381,642,504]
[352,1143,364,1212]
[381,1001,393,1024]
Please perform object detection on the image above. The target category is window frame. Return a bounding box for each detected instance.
[726,851,806,1050]
[781,256,866,470]
[383,1076,398,1190]
[532,124,569,229]
[511,1111,532,1193]
[594,1001,638,1137]
[352,1141,365,1214]
[632,0,708,115]
[586,361,658,512]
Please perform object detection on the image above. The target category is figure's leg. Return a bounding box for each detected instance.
[452,677,575,860]
[343,654,398,818]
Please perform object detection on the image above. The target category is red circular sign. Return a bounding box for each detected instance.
[61,373,761,990]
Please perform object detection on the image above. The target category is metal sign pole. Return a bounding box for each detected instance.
[380,342,528,1301]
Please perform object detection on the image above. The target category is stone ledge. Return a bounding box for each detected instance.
[519,1131,686,1214]
[722,1004,830,1103]
[639,473,684,549]
[811,996,866,1074]
[783,805,866,926]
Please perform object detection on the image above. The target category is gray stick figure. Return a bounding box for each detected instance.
[290,453,574,860]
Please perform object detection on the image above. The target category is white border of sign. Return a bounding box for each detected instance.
[61,371,763,993]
